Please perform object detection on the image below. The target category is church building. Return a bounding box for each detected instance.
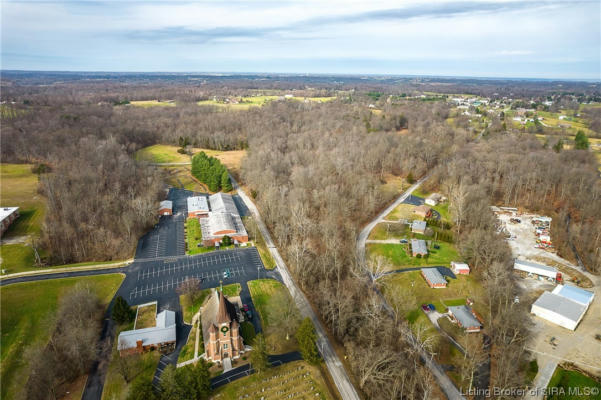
[204,291,246,363]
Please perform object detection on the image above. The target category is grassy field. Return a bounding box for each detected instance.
[0,163,46,237]
[198,95,335,111]
[386,203,416,221]
[1,274,124,400]
[135,303,156,329]
[368,222,409,240]
[546,367,601,400]
[0,104,26,119]
[248,279,299,354]
[212,360,333,400]
[367,242,459,269]
[178,321,201,363]
[129,100,176,108]
[379,174,406,199]
[102,322,161,400]
[243,216,276,270]
[164,166,206,192]
[186,217,206,255]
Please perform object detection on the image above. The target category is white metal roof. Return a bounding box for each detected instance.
[208,212,235,234]
[532,291,586,323]
[552,284,594,306]
[159,200,172,209]
[451,261,470,270]
[412,220,427,231]
[514,259,557,278]
[411,239,428,255]
[118,310,176,350]
[209,193,238,214]
[187,196,209,213]
[0,207,19,223]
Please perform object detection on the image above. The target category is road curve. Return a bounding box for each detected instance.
[356,175,466,400]
[230,176,361,400]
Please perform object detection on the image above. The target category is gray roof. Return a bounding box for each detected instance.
[551,285,594,306]
[412,220,427,232]
[532,291,587,323]
[421,268,446,285]
[118,310,176,350]
[200,211,248,240]
[159,200,172,210]
[448,306,481,329]
[187,196,209,213]
[411,239,428,255]
[209,193,238,214]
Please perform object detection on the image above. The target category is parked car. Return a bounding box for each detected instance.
[245,309,253,320]
[242,304,249,312]
[400,239,408,244]
[433,244,440,249]
[427,304,436,312]
[223,269,230,279]
[421,304,430,312]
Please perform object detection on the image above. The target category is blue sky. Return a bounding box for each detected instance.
[1,0,600,79]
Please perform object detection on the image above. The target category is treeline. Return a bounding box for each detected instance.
[242,101,469,399]
[21,284,104,400]
[191,151,232,192]
[41,136,162,264]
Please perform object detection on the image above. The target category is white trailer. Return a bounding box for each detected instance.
[514,259,558,280]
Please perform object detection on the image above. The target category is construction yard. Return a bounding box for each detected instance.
[494,209,601,384]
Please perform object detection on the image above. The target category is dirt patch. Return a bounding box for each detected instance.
[531,256,593,288]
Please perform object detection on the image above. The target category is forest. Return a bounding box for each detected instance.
[1,72,600,399]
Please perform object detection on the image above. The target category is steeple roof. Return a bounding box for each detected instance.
[216,291,237,324]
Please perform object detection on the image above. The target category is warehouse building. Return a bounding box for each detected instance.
[421,268,447,288]
[513,259,561,282]
[200,193,248,246]
[531,292,586,331]
[187,196,210,218]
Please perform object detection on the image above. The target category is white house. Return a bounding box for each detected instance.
[451,261,470,275]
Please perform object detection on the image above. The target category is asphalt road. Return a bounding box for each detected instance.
[231,175,361,400]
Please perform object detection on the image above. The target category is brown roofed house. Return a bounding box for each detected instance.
[414,205,432,218]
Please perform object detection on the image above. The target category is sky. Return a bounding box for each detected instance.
[1,0,600,79]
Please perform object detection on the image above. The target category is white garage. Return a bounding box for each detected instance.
[531,291,587,331]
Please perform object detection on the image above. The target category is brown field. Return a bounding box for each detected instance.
[135,303,156,329]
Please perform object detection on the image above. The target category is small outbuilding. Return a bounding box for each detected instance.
[411,220,427,234]
[411,239,428,257]
[414,205,432,218]
[159,200,173,216]
[187,196,210,218]
[118,309,177,356]
[448,305,482,332]
[451,261,470,275]
[0,207,19,238]
[514,259,559,282]
[421,268,447,288]
[425,193,444,206]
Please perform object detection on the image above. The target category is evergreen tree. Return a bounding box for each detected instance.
[112,296,134,324]
[297,317,320,364]
[249,334,269,374]
[126,378,157,400]
[221,170,232,192]
[574,131,590,150]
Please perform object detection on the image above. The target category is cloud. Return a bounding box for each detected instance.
[494,50,535,56]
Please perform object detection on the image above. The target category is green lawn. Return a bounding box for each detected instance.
[386,203,416,221]
[367,242,459,269]
[186,217,205,255]
[247,279,299,354]
[178,321,201,363]
[547,367,601,400]
[134,144,191,163]
[368,222,409,240]
[1,274,124,400]
[0,244,35,273]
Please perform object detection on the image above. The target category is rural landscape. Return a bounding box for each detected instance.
[1,1,600,400]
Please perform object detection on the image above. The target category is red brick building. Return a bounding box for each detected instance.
[118,309,177,357]
[159,200,173,216]
[204,291,245,363]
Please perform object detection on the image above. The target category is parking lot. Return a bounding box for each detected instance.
[135,214,185,259]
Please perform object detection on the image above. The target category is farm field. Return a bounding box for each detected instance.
[248,279,300,354]
[211,360,333,400]
[367,242,459,269]
[198,95,336,111]
[129,100,176,108]
[1,274,124,400]
[546,367,601,400]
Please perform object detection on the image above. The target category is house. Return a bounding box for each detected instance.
[203,291,246,363]
[425,193,444,206]
[451,261,470,275]
[411,239,428,257]
[187,196,210,218]
[200,193,248,246]
[0,207,19,238]
[414,205,432,218]
[530,288,592,331]
[448,305,482,332]
[411,220,427,234]
[118,309,176,356]
[159,200,173,216]
[514,259,560,282]
[421,268,447,288]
